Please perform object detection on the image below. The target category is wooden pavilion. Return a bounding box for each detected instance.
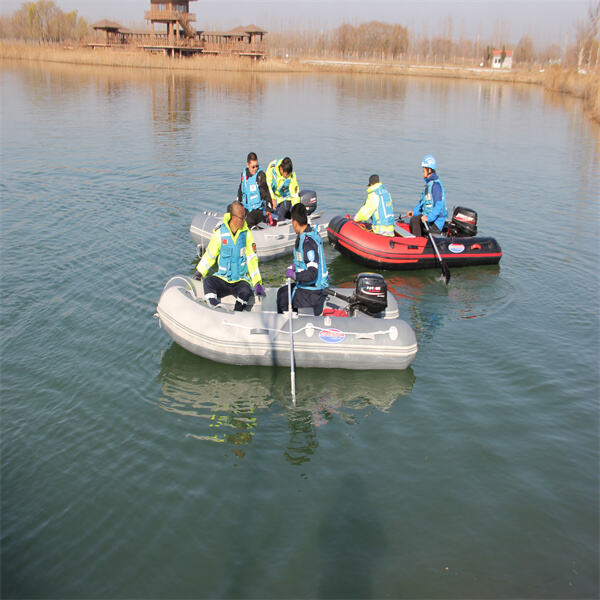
[89,1,267,58]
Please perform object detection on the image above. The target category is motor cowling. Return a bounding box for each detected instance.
[450,206,478,236]
[352,272,387,315]
[300,189,317,215]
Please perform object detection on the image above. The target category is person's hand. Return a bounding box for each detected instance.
[406,210,413,218]
[421,214,428,223]
[254,283,266,297]
[192,271,202,281]
[285,265,296,280]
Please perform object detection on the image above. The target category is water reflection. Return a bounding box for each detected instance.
[327,254,505,344]
[152,73,192,131]
[333,72,407,103]
[3,59,265,110]
[157,342,415,463]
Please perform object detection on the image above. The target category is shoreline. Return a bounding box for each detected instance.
[1,41,598,122]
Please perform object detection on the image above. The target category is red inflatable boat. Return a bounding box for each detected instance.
[327,214,502,271]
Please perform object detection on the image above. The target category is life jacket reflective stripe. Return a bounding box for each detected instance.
[372,183,395,228]
[294,227,329,291]
[241,167,262,212]
[269,158,291,200]
[217,224,249,282]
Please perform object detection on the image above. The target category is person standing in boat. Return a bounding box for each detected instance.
[353,174,395,236]
[406,155,448,237]
[266,156,300,222]
[277,203,329,316]
[193,201,266,311]
[236,152,271,228]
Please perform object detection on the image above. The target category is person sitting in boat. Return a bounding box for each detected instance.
[193,201,266,311]
[405,155,448,237]
[266,156,300,222]
[277,203,329,316]
[353,174,395,236]
[236,152,271,228]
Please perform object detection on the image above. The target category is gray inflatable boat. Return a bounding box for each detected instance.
[156,276,418,370]
[189,191,334,261]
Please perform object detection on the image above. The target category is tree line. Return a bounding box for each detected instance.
[267,4,599,70]
[0,1,89,43]
[1,0,598,71]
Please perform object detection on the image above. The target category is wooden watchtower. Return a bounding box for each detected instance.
[145,0,197,40]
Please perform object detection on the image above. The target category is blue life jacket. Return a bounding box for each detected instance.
[419,177,448,230]
[372,183,395,228]
[294,227,329,291]
[217,223,249,282]
[241,167,262,212]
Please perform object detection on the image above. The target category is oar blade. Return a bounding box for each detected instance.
[441,262,451,285]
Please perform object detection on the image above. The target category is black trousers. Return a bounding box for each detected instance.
[277,283,325,315]
[275,201,292,221]
[246,208,265,229]
[203,276,252,311]
[410,215,440,237]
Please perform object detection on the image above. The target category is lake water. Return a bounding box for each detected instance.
[1,60,598,599]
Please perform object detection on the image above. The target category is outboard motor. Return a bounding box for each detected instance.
[300,189,317,215]
[326,273,388,316]
[352,272,388,315]
[450,206,478,237]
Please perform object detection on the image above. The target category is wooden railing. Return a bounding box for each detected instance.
[144,10,196,22]
[202,40,266,55]
[136,34,202,47]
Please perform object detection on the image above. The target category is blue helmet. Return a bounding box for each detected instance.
[421,155,437,170]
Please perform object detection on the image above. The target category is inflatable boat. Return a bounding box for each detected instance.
[155,274,418,370]
[189,191,335,261]
[327,209,502,271]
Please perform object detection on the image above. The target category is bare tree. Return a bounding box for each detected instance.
[576,0,600,70]
[515,35,534,64]
[1,0,88,42]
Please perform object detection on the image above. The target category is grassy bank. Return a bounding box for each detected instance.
[2,41,598,121]
[541,65,600,123]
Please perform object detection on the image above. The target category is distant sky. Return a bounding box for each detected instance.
[0,0,590,46]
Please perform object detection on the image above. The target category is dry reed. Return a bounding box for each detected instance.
[542,65,600,121]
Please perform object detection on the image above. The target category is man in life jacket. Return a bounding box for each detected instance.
[353,174,395,236]
[266,156,300,222]
[277,203,328,316]
[193,201,266,311]
[406,155,448,237]
[236,152,271,228]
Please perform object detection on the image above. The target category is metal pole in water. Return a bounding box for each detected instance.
[287,278,296,405]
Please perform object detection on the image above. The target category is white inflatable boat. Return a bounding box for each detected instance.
[156,275,418,370]
[189,191,334,261]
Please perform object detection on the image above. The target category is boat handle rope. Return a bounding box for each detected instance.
[221,319,395,339]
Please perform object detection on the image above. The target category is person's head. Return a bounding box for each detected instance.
[368,174,380,186]
[421,154,437,178]
[290,202,308,234]
[246,152,259,173]
[229,201,247,233]
[279,156,293,177]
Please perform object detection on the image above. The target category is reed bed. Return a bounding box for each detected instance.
[542,65,600,122]
[0,41,310,72]
[2,41,598,121]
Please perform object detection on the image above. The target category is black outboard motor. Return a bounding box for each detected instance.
[326,272,388,316]
[353,273,388,315]
[450,206,478,236]
[300,189,317,215]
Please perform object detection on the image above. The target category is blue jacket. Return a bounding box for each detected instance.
[294,225,328,291]
[240,166,263,212]
[413,173,448,231]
